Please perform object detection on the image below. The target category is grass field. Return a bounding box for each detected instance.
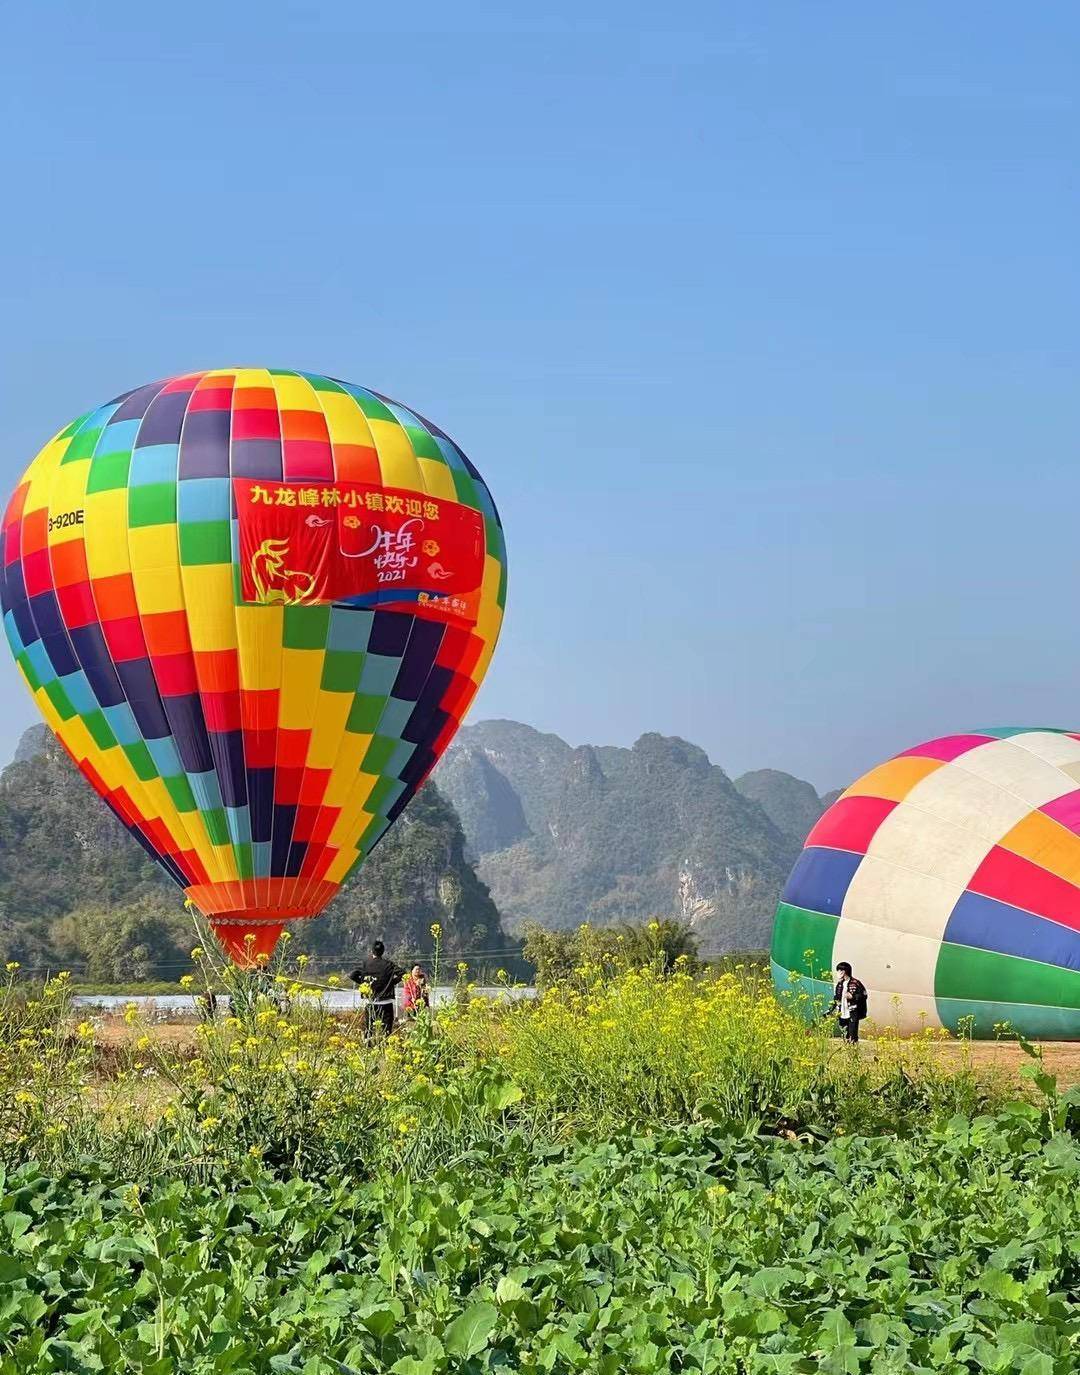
[2,939,1079,1373]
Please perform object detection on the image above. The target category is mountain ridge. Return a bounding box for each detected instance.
[435,719,834,951]
[2,718,839,967]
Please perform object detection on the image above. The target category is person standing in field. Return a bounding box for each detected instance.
[825,961,868,1043]
[350,940,404,1040]
[402,964,430,1019]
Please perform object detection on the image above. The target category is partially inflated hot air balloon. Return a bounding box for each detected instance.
[771,728,1080,1038]
[0,370,506,961]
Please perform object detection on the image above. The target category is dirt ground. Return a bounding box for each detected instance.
[87,1015,1080,1089]
[930,1038,1080,1089]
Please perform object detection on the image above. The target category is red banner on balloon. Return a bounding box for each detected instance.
[234,479,485,624]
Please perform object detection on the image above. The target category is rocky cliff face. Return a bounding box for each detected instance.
[12,723,49,764]
[436,721,811,952]
[432,742,530,859]
[733,768,826,845]
[443,719,577,844]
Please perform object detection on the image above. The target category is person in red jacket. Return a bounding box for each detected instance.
[825,962,868,1043]
[402,964,430,1019]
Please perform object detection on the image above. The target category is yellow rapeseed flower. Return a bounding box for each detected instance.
[5,961,19,972]
[179,975,195,989]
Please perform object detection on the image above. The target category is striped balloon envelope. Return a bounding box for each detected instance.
[771,728,1080,1038]
[0,369,506,961]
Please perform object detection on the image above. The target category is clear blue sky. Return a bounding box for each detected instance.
[2,2,1078,790]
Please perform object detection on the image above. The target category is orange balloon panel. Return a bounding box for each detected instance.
[0,370,507,961]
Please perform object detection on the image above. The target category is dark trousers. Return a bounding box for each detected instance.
[839,1017,860,1043]
[365,1001,394,1041]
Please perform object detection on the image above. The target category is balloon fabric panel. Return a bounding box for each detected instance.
[771,728,1080,1038]
[0,369,506,962]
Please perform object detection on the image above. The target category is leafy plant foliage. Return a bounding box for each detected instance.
[2,1109,1079,1373]
[2,923,1078,1370]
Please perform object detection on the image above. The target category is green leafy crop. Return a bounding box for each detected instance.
[1,1110,1079,1373]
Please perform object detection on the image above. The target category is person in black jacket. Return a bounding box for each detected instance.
[350,941,404,1040]
[824,961,868,1043]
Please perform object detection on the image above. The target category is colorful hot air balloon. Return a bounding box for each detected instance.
[772,728,1080,1038]
[0,370,506,961]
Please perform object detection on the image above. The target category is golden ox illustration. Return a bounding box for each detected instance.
[250,538,317,606]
